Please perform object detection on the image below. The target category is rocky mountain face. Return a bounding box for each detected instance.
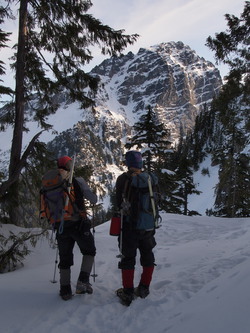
[91,41,222,141]
[47,41,222,198]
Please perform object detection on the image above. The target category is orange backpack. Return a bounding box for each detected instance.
[40,169,79,225]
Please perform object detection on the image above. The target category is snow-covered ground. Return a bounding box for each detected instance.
[1,213,250,333]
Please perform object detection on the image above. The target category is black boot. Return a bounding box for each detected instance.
[76,271,93,294]
[135,283,150,298]
[116,287,134,306]
[60,284,73,301]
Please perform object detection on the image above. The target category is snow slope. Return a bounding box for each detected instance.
[1,213,250,333]
[188,155,219,215]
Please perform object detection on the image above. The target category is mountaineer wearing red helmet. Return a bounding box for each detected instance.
[41,155,97,300]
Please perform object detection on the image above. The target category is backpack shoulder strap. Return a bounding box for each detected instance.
[73,177,86,212]
[123,171,132,199]
[124,170,141,201]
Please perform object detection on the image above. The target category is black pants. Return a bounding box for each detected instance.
[56,221,96,269]
[118,222,156,270]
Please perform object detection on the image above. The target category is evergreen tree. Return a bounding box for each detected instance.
[189,104,215,168]
[125,105,171,171]
[214,151,250,217]
[170,137,201,215]
[206,1,249,84]
[158,169,183,215]
[206,1,250,217]
[0,0,138,225]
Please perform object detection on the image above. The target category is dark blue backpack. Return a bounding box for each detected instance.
[129,172,159,230]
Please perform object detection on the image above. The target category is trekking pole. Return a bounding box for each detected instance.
[116,185,129,259]
[90,205,98,282]
[51,247,58,283]
[116,209,124,259]
[148,175,158,228]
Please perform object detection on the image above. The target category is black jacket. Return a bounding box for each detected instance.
[115,171,133,210]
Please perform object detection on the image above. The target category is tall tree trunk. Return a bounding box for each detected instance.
[8,0,28,225]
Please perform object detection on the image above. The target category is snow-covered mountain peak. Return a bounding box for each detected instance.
[91,41,222,142]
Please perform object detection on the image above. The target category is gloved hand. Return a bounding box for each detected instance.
[121,200,130,213]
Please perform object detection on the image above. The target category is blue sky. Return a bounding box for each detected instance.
[0,0,246,91]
